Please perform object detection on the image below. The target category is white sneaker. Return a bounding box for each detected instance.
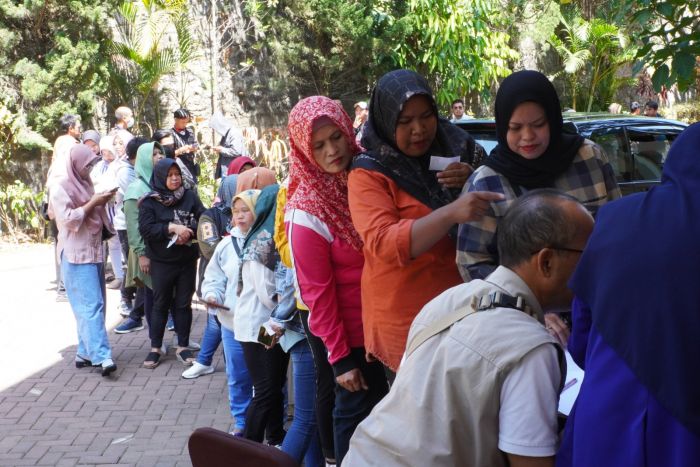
[117,301,132,317]
[187,341,201,351]
[181,362,214,379]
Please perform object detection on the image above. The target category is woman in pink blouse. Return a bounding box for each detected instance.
[285,96,388,464]
[50,144,117,376]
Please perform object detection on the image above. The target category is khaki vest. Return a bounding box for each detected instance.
[346,274,564,467]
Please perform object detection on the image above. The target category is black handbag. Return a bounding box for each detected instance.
[101,224,115,241]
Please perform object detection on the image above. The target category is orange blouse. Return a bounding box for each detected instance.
[348,168,463,371]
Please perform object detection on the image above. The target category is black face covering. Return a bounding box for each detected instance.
[162,144,176,159]
[484,70,584,188]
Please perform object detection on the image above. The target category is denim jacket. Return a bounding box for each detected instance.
[270,263,305,351]
[271,263,305,334]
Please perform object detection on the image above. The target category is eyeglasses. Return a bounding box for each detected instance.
[531,246,584,255]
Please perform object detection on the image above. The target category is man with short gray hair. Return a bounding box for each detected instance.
[345,189,594,467]
[113,106,135,133]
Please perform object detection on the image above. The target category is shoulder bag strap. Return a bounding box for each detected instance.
[405,301,477,358]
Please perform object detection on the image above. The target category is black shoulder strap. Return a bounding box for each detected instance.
[231,235,242,257]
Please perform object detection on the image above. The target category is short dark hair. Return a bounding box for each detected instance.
[645,100,659,110]
[152,128,172,142]
[59,114,80,133]
[497,189,581,268]
[173,108,191,119]
[126,136,150,160]
[451,99,464,107]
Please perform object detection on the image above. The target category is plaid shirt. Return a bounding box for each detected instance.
[456,140,621,281]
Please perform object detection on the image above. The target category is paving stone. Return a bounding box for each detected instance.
[0,250,232,466]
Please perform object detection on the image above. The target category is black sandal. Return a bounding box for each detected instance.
[143,351,162,369]
[75,356,92,369]
[176,348,195,366]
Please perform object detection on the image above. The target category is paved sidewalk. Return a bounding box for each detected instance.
[0,243,234,466]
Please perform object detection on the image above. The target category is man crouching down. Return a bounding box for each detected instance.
[345,189,594,467]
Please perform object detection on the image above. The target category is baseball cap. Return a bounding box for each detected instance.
[630,101,640,111]
[354,101,368,110]
[174,108,191,119]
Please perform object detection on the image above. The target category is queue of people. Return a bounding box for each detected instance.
[45,68,699,467]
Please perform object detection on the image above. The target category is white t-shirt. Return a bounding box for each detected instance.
[498,344,561,457]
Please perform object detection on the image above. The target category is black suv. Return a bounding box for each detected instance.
[456,113,688,195]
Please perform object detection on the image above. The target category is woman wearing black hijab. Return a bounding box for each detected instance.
[347,69,503,374]
[138,159,205,368]
[456,70,621,288]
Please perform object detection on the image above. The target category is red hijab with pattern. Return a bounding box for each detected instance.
[286,96,363,251]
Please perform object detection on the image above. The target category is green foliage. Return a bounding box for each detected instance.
[243,0,381,103]
[0,180,44,242]
[518,1,561,46]
[385,0,519,106]
[625,1,699,92]
[109,0,199,131]
[195,149,218,209]
[549,10,636,111]
[0,0,117,136]
[243,0,520,112]
[673,101,700,125]
[0,96,51,187]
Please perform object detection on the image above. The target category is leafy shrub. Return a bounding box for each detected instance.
[0,181,44,242]
[673,101,700,124]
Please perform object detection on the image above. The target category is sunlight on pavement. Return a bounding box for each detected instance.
[0,243,124,392]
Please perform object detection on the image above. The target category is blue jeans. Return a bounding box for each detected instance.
[196,314,222,366]
[61,256,112,365]
[282,340,323,467]
[221,325,253,430]
[333,347,388,465]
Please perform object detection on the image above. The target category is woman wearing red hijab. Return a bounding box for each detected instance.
[226,156,256,176]
[286,96,388,464]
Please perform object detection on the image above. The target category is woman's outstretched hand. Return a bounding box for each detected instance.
[448,191,505,224]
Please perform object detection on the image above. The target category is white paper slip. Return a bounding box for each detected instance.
[429,155,460,171]
[558,350,585,416]
[167,233,178,248]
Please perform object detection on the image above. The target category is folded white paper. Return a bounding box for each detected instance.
[429,155,460,171]
[558,350,585,416]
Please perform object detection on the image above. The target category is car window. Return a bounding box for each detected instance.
[470,132,498,155]
[589,129,633,183]
[627,127,682,181]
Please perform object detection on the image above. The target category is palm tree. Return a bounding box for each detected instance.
[549,12,636,111]
[108,0,197,130]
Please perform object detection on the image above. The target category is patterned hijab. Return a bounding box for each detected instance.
[355,69,482,210]
[485,70,584,188]
[286,96,363,251]
[241,184,280,271]
[146,158,185,206]
[58,144,108,234]
[215,174,238,214]
[232,187,281,295]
